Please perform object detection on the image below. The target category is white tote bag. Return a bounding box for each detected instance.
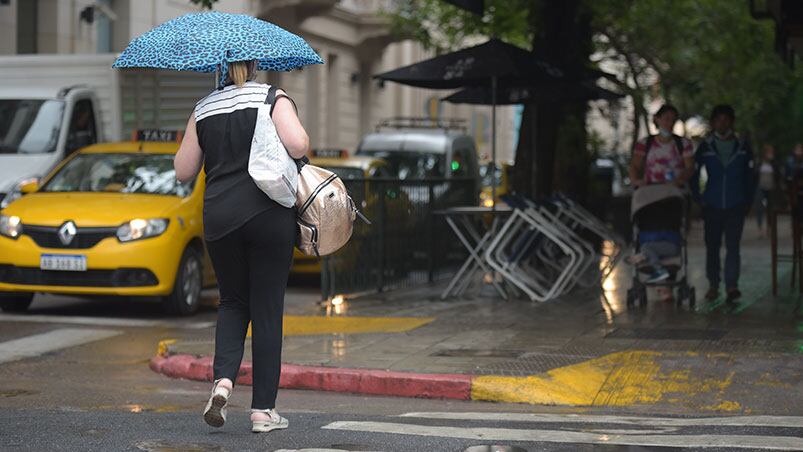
[248,86,298,208]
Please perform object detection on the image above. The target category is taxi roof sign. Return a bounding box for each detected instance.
[132,129,183,143]
[311,148,348,158]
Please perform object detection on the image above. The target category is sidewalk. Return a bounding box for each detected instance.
[152,219,803,415]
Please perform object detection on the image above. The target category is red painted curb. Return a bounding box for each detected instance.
[150,354,472,400]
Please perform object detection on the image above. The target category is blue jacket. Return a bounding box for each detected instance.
[690,136,755,209]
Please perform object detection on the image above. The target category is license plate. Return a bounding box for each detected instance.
[40,254,87,272]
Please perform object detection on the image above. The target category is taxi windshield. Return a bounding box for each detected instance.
[41,153,194,196]
[325,166,364,180]
[480,164,502,187]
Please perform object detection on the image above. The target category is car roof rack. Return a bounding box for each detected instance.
[375,117,467,134]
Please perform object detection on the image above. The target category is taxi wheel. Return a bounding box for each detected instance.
[163,248,202,316]
[0,293,34,312]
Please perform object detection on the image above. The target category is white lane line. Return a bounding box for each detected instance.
[399,412,803,428]
[322,421,803,450]
[0,314,214,329]
[0,328,122,364]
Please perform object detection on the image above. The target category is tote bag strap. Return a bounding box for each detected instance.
[265,86,299,116]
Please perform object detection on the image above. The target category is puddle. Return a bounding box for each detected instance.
[135,440,223,452]
[0,389,39,397]
[329,445,380,451]
[464,446,528,452]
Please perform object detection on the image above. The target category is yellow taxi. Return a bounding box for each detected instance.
[479,161,514,207]
[0,132,215,315]
[292,150,397,274]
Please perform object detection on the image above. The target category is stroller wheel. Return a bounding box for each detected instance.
[676,286,687,307]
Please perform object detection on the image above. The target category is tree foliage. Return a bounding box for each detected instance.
[592,0,802,153]
[388,0,803,169]
[388,0,533,52]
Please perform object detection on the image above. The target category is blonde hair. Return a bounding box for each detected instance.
[227,60,255,87]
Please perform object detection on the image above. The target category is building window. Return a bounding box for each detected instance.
[96,0,113,53]
[17,0,38,54]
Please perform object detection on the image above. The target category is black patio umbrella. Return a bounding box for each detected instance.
[441,80,624,105]
[375,38,563,90]
[374,38,566,207]
[442,0,484,15]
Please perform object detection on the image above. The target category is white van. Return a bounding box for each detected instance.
[0,85,103,209]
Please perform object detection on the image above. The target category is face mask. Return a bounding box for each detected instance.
[658,128,673,138]
[715,129,733,139]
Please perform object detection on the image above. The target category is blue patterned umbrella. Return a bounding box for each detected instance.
[112,11,323,87]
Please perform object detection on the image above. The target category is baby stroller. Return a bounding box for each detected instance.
[626,184,696,308]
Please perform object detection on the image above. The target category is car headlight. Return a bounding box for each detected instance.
[0,215,22,239]
[1,177,39,209]
[116,218,169,242]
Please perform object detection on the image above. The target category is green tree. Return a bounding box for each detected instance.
[592,0,802,153]
[388,0,803,196]
[389,0,593,198]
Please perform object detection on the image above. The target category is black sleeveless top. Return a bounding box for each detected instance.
[194,82,285,241]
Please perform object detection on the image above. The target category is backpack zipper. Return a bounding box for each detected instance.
[299,174,338,216]
[297,216,320,257]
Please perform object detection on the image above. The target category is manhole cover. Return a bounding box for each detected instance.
[464,446,528,452]
[431,349,524,358]
[135,440,222,452]
[606,328,727,341]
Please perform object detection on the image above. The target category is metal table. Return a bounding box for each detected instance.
[433,206,513,300]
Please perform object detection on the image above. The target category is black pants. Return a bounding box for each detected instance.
[703,206,745,290]
[206,208,296,409]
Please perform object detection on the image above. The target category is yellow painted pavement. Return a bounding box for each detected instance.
[472,351,740,411]
[245,315,435,337]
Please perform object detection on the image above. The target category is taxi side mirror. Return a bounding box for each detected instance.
[20,181,40,194]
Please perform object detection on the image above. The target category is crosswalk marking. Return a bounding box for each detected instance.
[0,328,122,364]
[0,313,214,329]
[399,412,803,428]
[322,421,803,450]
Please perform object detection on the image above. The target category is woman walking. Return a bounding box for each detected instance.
[174,60,309,433]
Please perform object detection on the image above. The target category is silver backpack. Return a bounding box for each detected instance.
[294,158,370,257]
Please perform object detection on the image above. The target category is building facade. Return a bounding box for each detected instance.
[0,0,515,163]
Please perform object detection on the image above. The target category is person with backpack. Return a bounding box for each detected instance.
[174,60,309,433]
[628,104,695,189]
[627,104,694,288]
[690,105,755,304]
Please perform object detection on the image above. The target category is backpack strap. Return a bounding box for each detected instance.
[673,134,685,156]
[644,134,685,159]
[265,85,298,116]
[644,135,655,159]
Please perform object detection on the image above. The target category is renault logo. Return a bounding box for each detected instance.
[58,221,77,246]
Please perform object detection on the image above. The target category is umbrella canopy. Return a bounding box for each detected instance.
[442,0,484,15]
[112,11,323,87]
[442,80,623,105]
[374,38,564,89]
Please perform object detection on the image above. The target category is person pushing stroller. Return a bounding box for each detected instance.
[626,104,694,298]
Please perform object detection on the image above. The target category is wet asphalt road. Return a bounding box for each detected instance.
[0,293,801,452]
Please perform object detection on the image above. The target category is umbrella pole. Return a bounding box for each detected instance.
[491,75,497,212]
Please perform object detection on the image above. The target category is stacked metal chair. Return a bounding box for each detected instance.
[484,194,624,302]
